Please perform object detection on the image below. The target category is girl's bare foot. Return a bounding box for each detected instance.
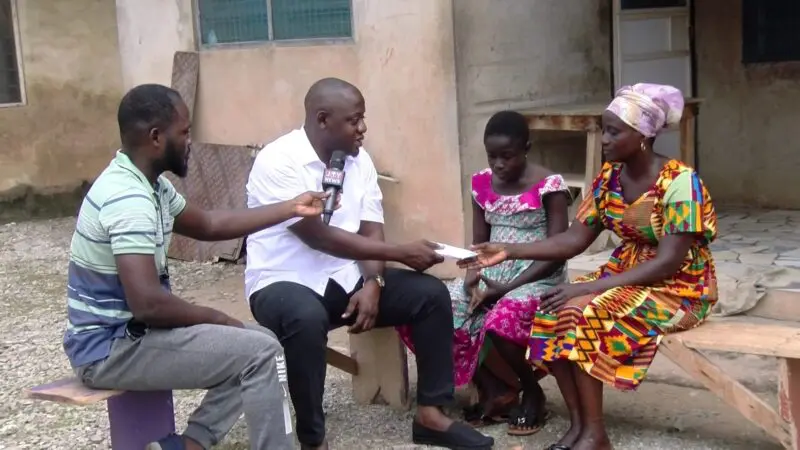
[554,419,583,448]
[572,426,612,450]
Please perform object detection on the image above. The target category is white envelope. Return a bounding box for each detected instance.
[434,242,477,259]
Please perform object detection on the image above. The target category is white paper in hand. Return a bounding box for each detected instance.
[434,242,477,260]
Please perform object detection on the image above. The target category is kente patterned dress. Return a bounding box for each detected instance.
[527,159,718,391]
[398,169,571,386]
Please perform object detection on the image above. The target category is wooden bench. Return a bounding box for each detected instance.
[328,328,410,410]
[24,329,409,450]
[24,380,174,450]
[283,276,800,447]
[563,265,800,448]
[333,285,800,450]
[660,289,800,449]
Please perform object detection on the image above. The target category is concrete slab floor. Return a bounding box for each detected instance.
[2,216,786,449]
[574,207,800,271]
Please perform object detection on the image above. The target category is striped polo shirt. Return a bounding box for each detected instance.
[63,150,186,368]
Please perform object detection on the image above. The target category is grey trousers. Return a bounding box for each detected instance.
[75,322,294,450]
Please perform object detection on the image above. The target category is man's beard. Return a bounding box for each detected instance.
[163,139,189,178]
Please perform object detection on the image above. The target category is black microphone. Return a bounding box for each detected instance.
[321,150,346,225]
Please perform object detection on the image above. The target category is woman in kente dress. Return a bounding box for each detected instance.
[459,83,717,450]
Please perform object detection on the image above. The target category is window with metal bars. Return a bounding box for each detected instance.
[197,0,352,46]
[0,0,22,104]
[742,0,800,64]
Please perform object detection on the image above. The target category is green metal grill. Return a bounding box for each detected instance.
[197,0,352,45]
[271,0,351,40]
[198,0,269,45]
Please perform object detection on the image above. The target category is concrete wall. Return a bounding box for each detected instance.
[695,0,800,209]
[115,0,464,277]
[0,0,122,210]
[453,1,613,242]
[114,0,195,90]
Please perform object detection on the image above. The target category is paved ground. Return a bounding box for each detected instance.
[574,207,800,270]
[0,212,790,449]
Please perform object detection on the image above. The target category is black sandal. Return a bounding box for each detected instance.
[462,403,506,428]
[506,406,549,436]
[463,404,484,426]
[545,445,571,450]
[462,387,517,427]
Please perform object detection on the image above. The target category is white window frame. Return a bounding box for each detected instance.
[192,0,355,50]
[0,0,25,108]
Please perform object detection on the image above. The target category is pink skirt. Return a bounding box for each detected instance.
[396,296,539,386]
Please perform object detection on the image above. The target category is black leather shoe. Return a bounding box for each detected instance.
[412,421,494,449]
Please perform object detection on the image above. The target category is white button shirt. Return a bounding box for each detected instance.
[245,128,385,300]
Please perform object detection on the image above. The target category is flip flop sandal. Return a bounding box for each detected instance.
[474,416,506,428]
[463,404,506,428]
[463,389,518,427]
[483,413,509,425]
[463,404,485,427]
[545,445,571,450]
[506,408,551,436]
[483,391,518,422]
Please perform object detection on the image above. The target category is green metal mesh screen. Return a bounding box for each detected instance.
[198,0,269,45]
[271,0,352,40]
[197,0,352,45]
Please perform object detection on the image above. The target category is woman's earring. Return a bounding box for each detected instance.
[640,141,647,152]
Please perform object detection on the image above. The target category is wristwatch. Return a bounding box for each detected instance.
[366,274,385,289]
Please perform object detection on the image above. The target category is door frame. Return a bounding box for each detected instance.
[611,0,695,95]
[610,0,699,168]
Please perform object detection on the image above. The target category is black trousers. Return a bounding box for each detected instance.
[250,268,455,446]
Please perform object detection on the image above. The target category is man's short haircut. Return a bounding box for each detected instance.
[484,110,530,144]
[117,84,183,146]
[303,77,361,113]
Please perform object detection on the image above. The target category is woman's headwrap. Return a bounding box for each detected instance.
[605,83,684,138]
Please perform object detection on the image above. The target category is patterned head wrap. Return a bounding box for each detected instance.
[605,83,684,138]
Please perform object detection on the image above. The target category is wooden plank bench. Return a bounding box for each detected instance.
[660,289,800,449]
[329,328,410,410]
[24,380,175,450]
[335,283,800,449]
[564,265,800,448]
[24,329,409,450]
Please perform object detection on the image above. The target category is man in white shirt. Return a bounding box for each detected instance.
[245,78,495,450]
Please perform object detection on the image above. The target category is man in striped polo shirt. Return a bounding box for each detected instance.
[66,84,329,450]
